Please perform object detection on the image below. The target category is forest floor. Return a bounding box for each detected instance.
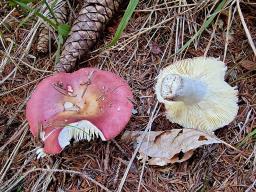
[0,0,255,191]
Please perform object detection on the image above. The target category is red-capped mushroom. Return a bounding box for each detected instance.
[26,68,133,158]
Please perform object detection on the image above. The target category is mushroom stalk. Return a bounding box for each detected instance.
[161,74,207,105]
[155,57,238,132]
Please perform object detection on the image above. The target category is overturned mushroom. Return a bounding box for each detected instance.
[26,68,133,158]
[155,57,238,132]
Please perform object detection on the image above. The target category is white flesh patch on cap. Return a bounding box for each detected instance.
[63,101,80,111]
[58,120,106,149]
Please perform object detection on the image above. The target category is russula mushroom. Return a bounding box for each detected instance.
[26,68,133,158]
[155,57,238,132]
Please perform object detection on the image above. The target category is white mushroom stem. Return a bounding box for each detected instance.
[161,74,207,105]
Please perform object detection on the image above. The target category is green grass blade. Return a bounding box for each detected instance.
[57,23,71,38]
[55,35,64,64]
[9,0,57,29]
[107,0,139,47]
[238,128,256,147]
[17,8,38,28]
[177,0,227,53]
[43,0,58,24]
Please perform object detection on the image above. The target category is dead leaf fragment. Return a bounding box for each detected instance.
[239,59,256,70]
[122,129,222,166]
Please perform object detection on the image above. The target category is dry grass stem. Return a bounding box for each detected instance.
[0,0,255,191]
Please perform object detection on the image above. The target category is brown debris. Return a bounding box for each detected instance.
[122,130,222,166]
[0,1,256,191]
[239,58,256,71]
[55,0,122,72]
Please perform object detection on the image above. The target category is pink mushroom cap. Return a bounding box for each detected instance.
[26,68,133,154]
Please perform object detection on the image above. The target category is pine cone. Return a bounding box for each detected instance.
[55,0,122,72]
[37,0,68,53]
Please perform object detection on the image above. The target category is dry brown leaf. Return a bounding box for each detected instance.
[239,59,256,71]
[122,129,222,166]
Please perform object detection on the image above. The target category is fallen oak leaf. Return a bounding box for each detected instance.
[122,129,222,166]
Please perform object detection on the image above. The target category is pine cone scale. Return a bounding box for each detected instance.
[55,0,122,72]
[36,1,68,53]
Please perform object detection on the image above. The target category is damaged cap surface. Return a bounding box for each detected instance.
[26,68,133,155]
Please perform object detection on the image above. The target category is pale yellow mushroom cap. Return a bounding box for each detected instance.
[155,57,238,132]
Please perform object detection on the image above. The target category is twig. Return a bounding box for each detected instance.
[0,127,28,183]
[104,141,110,171]
[0,122,28,152]
[236,0,256,56]
[0,8,16,26]
[245,180,256,192]
[0,75,51,97]
[37,168,112,192]
[117,102,160,192]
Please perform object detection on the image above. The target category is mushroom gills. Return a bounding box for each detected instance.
[58,120,106,149]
